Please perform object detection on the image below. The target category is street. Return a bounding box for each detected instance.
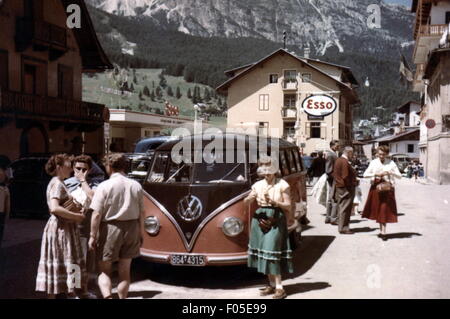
[1,178,450,299]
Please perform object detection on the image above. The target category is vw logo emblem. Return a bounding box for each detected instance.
[177,195,203,222]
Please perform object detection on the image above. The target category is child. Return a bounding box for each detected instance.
[0,167,11,248]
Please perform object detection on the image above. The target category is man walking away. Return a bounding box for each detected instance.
[89,154,144,299]
[325,140,340,224]
[333,147,358,235]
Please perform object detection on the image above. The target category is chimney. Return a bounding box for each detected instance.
[304,46,310,59]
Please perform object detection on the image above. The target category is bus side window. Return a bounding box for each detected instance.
[293,149,303,172]
[287,149,297,174]
[279,150,290,176]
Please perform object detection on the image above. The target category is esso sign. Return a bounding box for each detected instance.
[302,95,337,117]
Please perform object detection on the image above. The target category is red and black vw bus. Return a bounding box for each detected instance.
[140,134,307,266]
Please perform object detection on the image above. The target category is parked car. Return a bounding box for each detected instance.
[391,154,411,173]
[125,136,176,184]
[8,157,52,219]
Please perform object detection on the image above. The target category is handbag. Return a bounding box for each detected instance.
[376,181,392,193]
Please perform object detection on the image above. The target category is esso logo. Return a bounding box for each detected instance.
[302,95,337,117]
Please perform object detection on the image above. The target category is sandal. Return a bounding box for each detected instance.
[273,289,287,299]
[259,286,275,296]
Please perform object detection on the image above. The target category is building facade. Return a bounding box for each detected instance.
[0,0,112,162]
[411,0,450,184]
[217,49,359,155]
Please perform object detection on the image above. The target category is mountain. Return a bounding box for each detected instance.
[85,1,419,123]
[86,0,414,57]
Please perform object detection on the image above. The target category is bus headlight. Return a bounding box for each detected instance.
[144,216,160,236]
[222,217,244,237]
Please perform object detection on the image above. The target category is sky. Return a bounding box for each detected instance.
[384,0,411,7]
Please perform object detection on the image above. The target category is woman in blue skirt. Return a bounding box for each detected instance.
[244,157,294,299]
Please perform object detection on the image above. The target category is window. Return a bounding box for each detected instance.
[292,149,304,172]
[284,70,297,82]
[279,151,290,176]
[284,94,296,108]
[258,122,269,136]
[287,150,297,173]
[446,12,450,24]
[259,94,269,111]
[0,50,8,89]
[283,122,296,137]
[58,65,73,99]
[269,74,278,84]
[311,122,321,138]
[407,144,414,153]
[23,64,37,95]
[302,73,312,83]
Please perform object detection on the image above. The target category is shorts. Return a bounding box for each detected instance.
[97,220,141,262]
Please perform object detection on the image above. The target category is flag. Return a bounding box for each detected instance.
[399,54,413,87]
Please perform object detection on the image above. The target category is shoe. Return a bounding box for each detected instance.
[379,234,388,241]
[78,292,98,299]
[339,230,354,235]
[273,289,287,299]
[325,219,331,224]
[331,221,338,226]
[260,286,275,296]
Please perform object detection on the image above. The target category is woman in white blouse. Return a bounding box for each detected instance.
[362,146,402,240]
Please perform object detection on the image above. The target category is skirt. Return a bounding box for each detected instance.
[36,215,87,295]
[248,207,294,275]
[362,183,398,224]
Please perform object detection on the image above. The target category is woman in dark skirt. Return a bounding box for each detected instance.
[244,157,294,299]
[362,146,402,240]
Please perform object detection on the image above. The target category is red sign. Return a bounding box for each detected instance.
[425,119,436,129]
[302,95,337,117]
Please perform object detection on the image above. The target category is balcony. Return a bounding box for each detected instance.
[281,108,297,120]
[282,79,298,91]
[413,24,448,64]
[15,17,68,60]
[0,88,105,125]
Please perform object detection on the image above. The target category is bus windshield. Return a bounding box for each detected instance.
[147,152,247,184]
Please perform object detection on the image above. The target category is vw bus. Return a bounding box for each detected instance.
[140,134,308,266]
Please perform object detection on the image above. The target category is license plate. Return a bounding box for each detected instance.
[170,254,206,266]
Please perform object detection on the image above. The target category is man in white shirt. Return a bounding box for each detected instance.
[89,154,144,299]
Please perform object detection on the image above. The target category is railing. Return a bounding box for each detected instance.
[282,79,298,90]
[419,24,448,37]
[0,88,104,124]
[281,108,297,119]
[16,17,67,50]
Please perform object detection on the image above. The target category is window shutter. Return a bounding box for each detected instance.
[320,124,327,140]
[0,51,8,89]
[265,95,269,110]
[305,122,311,139]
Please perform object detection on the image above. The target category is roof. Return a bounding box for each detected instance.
[375,128,420,143]
[223,53,358,85]
[398,100,421,113]
[216,48,359,103]
[61,0,113,71]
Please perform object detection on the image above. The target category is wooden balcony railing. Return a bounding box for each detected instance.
[16,17,67,53]
[282,80,298,91]
[0,88,105,124]
[418,24,448,37]
[281,108,297,119]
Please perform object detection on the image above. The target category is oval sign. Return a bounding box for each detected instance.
[302,95,337,117]
[425,119,436,129]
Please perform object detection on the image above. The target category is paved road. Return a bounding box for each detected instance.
[1,178,450,299]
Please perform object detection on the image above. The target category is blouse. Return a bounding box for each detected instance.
[363,158,402,184]
[249,178,290,207]
[46,177,70,210]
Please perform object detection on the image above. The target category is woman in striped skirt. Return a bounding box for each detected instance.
[244,157,294,299]
[36,154,86,298]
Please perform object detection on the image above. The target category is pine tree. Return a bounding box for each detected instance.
[143,85,150,97]
[150,90,156,101]
[203,88,211,102]
[130,83,135,92]
[176,87,182,99]
[156,86,163,99]
[139,91,144,100]
[187,88,192,99]
[167,86,174,97]
[152,81,155,88]
[158,71,167,88]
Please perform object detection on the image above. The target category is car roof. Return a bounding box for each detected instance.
[135,136,177,153]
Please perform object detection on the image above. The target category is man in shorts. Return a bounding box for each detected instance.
[89,154,144,299]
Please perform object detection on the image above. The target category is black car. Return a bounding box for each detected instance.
[8,157,51,219]
[126,136,176,184]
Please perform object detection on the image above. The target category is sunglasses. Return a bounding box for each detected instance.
[74,167,88,173]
